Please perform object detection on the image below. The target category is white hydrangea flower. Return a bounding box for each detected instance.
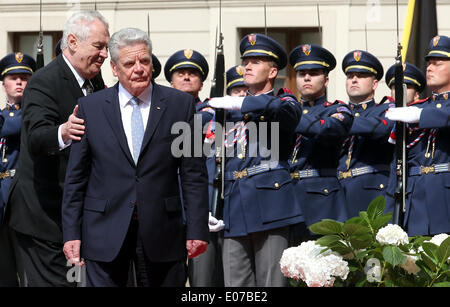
[376,224,409,246]
[428,233,449,246]
[280,240,349,287]
[422,233,450,263]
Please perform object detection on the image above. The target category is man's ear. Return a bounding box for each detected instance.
[268,66,278,81]
[110,61,118,78]
[67,34,78,53]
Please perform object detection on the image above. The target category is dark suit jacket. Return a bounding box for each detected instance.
[7,54,105,242]
[62,82,209,263]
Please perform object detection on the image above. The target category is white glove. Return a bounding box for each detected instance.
[208,212,225,232]
[385,106,422,123]
[208,96,245,110]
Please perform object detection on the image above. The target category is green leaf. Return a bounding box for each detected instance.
[309,219,343,235]
[432,282,450,287]
[383,245,406,267]
[437,237,450,265]
[343,223,370,237]
[422,242,439,259]
[371,214,393,232]
[345,216,364,225]
[350,234,374,250]
[367,195,386,221]
[419,253,437,272]
[316,235,342,247]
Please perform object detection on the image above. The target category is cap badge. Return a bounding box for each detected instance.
[302,44,311,56]
[236,65,245,76]
[353,51,362,62]
[184,49,193,59]
[15,52,24,63]
[433,36,440,47]
[248,34,257,46]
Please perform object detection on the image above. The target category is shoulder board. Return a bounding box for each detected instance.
[408,97,428,106]
[276,87,294,96]
[334,99,347,105]
[323,101,334,107]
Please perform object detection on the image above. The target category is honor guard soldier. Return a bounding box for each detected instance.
[165,49,214,286]
[386,35,450,236]
[384,62,426,215]
[0,52,36,286]
[226,65,248,96]
[208,33,303,286]
[338,50,395,218]
[288,44,353,243]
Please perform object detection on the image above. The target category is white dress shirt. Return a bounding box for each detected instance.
[118,83,152,161]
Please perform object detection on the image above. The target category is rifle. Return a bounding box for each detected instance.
[392,0,406,226]
[36,0,44,70]
[210,0,225,220]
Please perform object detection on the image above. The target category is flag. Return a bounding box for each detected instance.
[401,0,438,98]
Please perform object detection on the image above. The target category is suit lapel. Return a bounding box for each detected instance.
[57,55,84,103]
[103,83,135,166]
[140,83,167,153]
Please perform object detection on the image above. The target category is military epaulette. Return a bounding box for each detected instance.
[323,101,334,107]
[377,96,394,105]
[276,87,293,96]
[279,94,298,104]
[408,97,428,106]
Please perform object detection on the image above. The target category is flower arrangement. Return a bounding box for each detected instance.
[280,196,450,287]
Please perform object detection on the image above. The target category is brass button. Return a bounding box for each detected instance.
[323,189,329,194]
[303,109,309,114]
[355,113,360,117]
[244,114,249,120]
[260,115,265,121]
[9,112,14,117]
[274,182,279,188]
[379,184,384,189]
[436,103,442,109]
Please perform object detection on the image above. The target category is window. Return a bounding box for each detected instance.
[13,32,63,66]
[239,28,320,98]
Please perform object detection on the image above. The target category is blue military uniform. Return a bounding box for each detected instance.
[338,50,395,218]
[216,34,302,286]
[388,35,450,235]
[0,53,36,223]
[288,44,354,229]
[384,63,426,218]
[0,52,35,286]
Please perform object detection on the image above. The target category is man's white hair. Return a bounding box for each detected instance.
[60,10,109,51]
[108,28,152,63]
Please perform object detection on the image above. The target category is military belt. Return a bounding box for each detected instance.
[409,163,450,176]
[0,169,15,179]
[338,165,390,180]
[290,168,337,179]
[225,162,284,181]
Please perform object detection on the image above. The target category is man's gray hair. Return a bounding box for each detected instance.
[108,28,152,63]
[61,10,109,51]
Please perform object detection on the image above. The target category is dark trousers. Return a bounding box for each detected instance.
[0,225,19,286]
[86,219,187,287]
[14,230,76,287]
[188,231,224,287]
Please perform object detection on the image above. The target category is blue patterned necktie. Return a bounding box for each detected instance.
[130,97,144,164]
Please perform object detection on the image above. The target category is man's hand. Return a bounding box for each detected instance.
[208,212,225,232]
[61,105,85,143]
[186,239,208,259]
[385,106,422,123]
[208,96,245,110]
[63,240,84,266]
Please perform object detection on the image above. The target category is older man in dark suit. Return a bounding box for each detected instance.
[6,10,109,286]
[62,27,209,287]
